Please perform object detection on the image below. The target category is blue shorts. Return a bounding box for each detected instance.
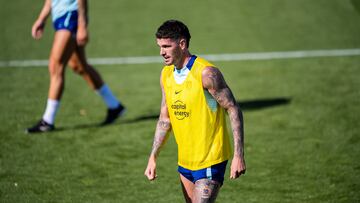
[53,10,78,34]
[178,160,228,185]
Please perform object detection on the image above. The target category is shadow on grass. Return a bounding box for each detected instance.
[351,0,360,14]
[122,97,292,124]
[238,97,291,111]
[55,122,103,132]
[53,97,291,131]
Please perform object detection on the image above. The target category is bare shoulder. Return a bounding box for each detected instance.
[202,66,221,77]
[202,66,227,90]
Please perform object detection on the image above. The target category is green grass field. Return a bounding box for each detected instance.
[1,0,360,202]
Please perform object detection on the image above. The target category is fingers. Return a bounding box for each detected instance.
[230,168,246,179]
[31,21,44,40]
[76,28,88,46]
[33,30,43,40]
[144,167,157,181]
[230,156,246,179]
[230,170,238,179]
[145,172,155,180]
[76,36,88,46]
[31,27,41,39]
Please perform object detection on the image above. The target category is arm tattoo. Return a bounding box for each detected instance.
[150,119,171,157]
[203,67,245,157]
[150,91,172,158]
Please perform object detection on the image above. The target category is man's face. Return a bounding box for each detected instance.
[156,38,182,66]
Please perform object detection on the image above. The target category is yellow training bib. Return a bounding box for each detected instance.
[161,56,231,170]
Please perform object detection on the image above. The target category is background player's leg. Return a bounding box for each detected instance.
[27,30,75,133]
[68,45,125,125]
[47,31,75,100]
[43,31,76,125]
[68,45,104,90]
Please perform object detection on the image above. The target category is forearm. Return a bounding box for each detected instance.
[37,0,51,22]
[150,118,171,159]
[227,104,244,158]
[77,0,88,28]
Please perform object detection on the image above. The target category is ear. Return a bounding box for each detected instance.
[179,38,187,50]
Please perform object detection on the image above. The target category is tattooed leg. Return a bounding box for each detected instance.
[193,179,221,203]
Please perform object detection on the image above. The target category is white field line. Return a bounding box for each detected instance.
[1,48,360,68]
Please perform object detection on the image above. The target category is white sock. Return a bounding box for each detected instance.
[97,84,120,109]
[42,99,60,125]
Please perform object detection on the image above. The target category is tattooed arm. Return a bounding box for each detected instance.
[144,73,172,181]
[202,67,246,179]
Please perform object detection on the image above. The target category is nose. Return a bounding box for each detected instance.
[160,48,165,56]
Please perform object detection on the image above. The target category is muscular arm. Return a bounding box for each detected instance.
[32,0,51,39]
[202,67,246,179]
[145,73,172,180]
[76,0,89,45]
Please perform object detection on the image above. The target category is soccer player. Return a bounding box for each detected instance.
[27,0,125,133]
[144,20,246,203]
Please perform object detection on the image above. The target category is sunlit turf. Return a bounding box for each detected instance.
[1,56,359,202]
[1,0,360,202]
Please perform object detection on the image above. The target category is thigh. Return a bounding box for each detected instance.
[180,174,194,203]
[49,30,76,67]
[193,179,221,203]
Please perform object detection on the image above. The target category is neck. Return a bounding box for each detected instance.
[175,51,191,70]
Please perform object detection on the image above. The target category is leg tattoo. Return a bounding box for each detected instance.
[194,179,221,203]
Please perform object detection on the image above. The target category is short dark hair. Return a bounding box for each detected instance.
[156,20,191,48]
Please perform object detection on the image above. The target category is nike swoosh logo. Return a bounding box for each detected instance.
[175,90,182,94]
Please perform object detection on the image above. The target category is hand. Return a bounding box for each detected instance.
[76,26,88,46]
[144,156,157,181]
[230,155,246,179]
[31,20,45,40]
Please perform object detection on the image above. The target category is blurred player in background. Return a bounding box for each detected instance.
[27,0,125,133]
[144,20,246,203]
